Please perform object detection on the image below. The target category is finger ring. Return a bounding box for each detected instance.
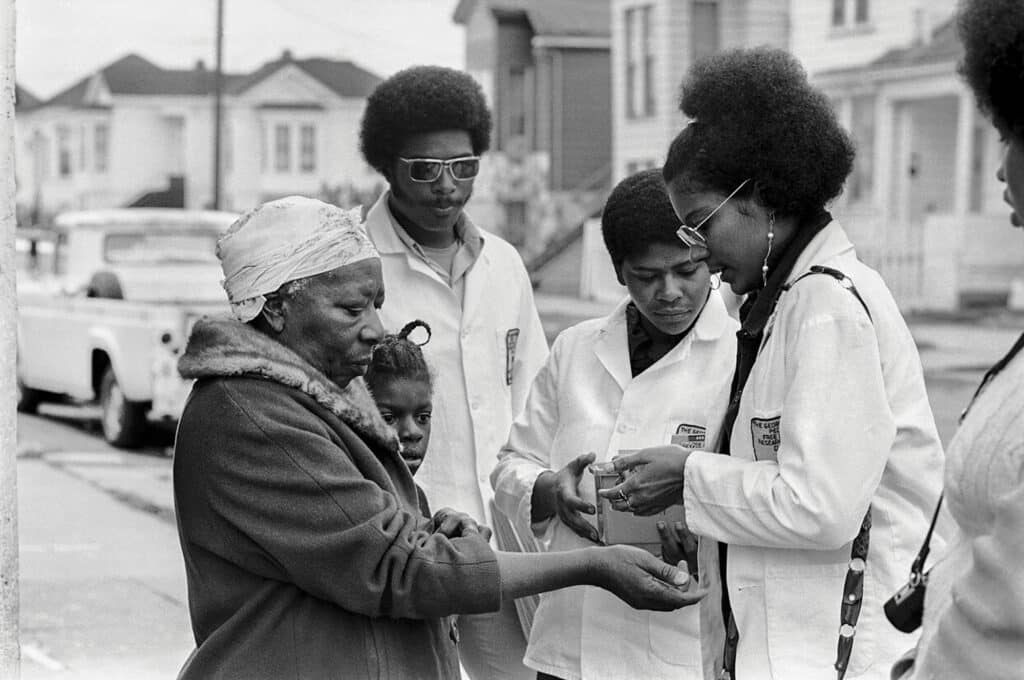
[617,489,628,503]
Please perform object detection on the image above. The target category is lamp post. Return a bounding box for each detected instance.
[212,0,224,210]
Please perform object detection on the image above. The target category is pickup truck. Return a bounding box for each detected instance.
[16,208,239,448]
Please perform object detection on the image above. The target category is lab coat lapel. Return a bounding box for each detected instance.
[593,299,633,391]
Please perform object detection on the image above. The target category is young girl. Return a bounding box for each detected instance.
[365,320,434,516]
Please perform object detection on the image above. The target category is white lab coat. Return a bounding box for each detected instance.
[684,221,945,679]
[492,293,738,680]
[364,193,548,525]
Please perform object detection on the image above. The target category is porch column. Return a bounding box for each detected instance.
[873,92,894,228]
[954,88,976,217]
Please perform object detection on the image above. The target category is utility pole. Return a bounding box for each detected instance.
[212,0,224,210]
[0,0,22,675]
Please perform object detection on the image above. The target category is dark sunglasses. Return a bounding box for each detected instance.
[397,156,481,183]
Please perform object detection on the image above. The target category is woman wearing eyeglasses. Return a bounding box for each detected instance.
[599,47,945,679]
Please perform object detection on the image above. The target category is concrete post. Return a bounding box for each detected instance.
[0,0,21,677]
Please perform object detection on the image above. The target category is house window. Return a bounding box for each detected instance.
[274,124,291,172]
[855,0,869,24]
[94,123,109,173]
[833,0,870,27]
[259,122,267,172]
[692,1,720,62]
[299,124,316,173]
[625,5,655,118]
[79,125,87,171]
[57,126,72,177]
[831,0,845,26]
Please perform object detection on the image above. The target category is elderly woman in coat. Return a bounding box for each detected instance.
[171,195,702,680]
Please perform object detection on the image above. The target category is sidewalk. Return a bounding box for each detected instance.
[18,457,192,680]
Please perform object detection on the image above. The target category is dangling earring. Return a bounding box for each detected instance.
[761,211,775,288]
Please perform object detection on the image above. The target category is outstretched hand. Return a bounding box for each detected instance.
[589,544,706,611]
[596,445,692,516]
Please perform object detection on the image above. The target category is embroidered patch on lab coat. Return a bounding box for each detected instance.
[505,328,520,385]
[750,416,781,461]
[671,423,706,448]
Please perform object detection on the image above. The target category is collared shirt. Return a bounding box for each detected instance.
[389,212,484,304]
[625,302,692,378]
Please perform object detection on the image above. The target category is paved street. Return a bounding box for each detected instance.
[12,299,1022,678]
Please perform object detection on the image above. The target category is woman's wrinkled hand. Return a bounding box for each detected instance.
[596,445,692,516]
[587,544,706,611]
[431,507,492,542]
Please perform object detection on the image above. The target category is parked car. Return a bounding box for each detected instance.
[16,208,238,448]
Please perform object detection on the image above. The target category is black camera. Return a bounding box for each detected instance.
[883,570,930,633]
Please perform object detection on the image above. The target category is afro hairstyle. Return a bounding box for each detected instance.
[957,0,1024,144]
[359,65,492,174]
[662,46,854,219]
[601,168,685,274]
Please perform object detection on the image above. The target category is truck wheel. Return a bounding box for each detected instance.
[16,374,43,414]
[99,367,147,449]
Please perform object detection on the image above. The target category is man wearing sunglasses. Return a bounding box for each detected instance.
[360,65,547,680]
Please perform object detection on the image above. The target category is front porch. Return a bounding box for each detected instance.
[818,23,1024,311]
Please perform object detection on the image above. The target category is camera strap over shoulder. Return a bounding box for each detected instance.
[719,265,875,680]
[785,265,872,680]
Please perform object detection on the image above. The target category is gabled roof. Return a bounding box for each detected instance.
[817,18,961,79]
[453,0,610,38]
[869,18,961,69]
[38,51,380,110]
[45,53,248,107]
[15,84,41,111]
[229,51,382,98]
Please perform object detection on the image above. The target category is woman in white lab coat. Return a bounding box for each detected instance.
[492,169,736,680]
[601,49,945,680]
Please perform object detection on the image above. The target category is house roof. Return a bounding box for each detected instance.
[817,18,961,79]
[869,18,961,69]
[453,0,610,37]
[15,84,41,111]
[40,51,381,109]
[45,53,247,107]
[229,51,382,98]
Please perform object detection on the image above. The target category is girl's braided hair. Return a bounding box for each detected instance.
[365,320,433,391]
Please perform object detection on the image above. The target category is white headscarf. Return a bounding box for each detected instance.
[217,196,378,322]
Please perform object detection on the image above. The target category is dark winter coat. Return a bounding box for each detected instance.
[173,318,501,679]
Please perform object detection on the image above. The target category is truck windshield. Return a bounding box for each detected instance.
[104,230,220,265]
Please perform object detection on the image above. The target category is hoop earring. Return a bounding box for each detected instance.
[761,211,775,288]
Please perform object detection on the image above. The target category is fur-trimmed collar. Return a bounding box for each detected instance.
[178,316,400,455]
